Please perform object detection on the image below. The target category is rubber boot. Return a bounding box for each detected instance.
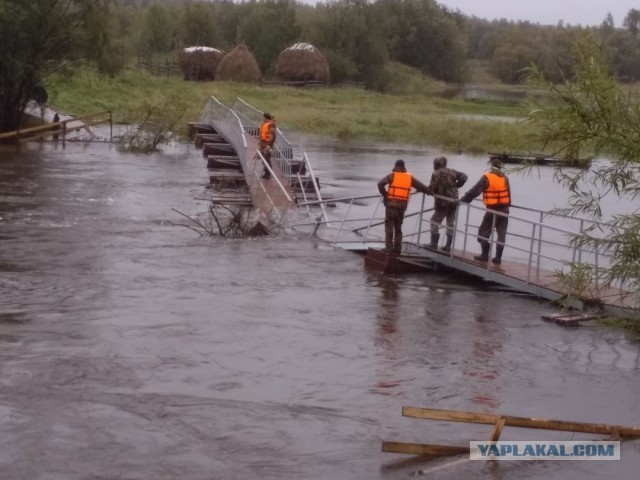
[441,235,453,252]
[492,245,504,264]
[427,234,440,250]
[474,243,490,261]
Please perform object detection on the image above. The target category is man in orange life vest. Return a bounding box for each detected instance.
[259,112,277,179]
[377,159,433,254]
[458,158,511,264]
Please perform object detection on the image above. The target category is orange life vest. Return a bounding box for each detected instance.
[260,120,274,143]
[388,172,412,202]
[483,172,510,206]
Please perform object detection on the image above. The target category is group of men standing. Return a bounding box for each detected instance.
[377,156,511,264]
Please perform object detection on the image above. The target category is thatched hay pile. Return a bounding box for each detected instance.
[215,44,262,84]
[275,43,330,84]
[177,46,225,81]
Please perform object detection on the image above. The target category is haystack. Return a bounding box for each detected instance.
[177,46,225,81]
[275,43,330,84]
[215,44,262,85]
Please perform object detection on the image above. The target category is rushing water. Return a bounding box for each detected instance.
[1,137,639,480]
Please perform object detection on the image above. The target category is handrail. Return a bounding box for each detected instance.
[303,151,328,223]
[252,170,282,220]
[201,97,247,171]
[290,190,628,294]
[298,194,380,206]
[254,149,293,203]
[229,97,296,186]
[0,110,112,143]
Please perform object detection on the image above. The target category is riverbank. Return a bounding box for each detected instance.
[45,66,540,154]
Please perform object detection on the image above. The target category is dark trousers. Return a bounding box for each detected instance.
[385,204,406,252]
[478,205,509,245]
[430,205,456,235]
[259,142,272,175]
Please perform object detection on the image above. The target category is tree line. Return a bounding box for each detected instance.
[3,0,640,132]
[124,1,640,86]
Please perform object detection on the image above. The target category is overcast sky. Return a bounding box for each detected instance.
[436,0,635,27]
[299,1,637,27]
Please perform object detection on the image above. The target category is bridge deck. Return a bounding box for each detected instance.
[336,240,636,314]
[241,134,295,218]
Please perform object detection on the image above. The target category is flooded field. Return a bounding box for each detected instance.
[1,138,639,479]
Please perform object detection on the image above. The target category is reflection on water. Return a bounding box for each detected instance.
[0,139,639,479]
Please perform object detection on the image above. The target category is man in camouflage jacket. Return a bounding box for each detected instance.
[427,156,467,251]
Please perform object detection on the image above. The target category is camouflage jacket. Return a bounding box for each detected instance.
[429,167,468,209]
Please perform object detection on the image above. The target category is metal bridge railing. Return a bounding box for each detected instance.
[201,96,247,169]
[292,192,627,294]
[230,97,296,183]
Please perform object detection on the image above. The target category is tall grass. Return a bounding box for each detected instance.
[45,66,539,153]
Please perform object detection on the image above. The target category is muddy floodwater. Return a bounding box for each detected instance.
[1,137,640,480]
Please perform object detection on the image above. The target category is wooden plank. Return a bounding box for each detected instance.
[203,143,235,156]
[210,178,246,187]
[211,200,251,205]
[541,312,606,327]
[381,441,469,456]
[209,195,251,200]
[489,417,505,441]
[288,177,320,192]
[208,170,246,178]
[195,133,229,148]
[187,122,217,137]
[207,156,241,170]
[402,406,640,437]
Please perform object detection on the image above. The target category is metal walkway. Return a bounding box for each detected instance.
[290,192,638,316]
[197,96,323,222]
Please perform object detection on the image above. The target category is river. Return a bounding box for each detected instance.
[0,137,639,479]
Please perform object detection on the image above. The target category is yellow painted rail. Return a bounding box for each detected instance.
[382,406,640,459]
[0,110,112,144]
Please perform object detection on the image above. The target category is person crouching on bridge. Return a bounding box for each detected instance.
[427,156,467,252]
[378,159,433,255]
[458,158,511,264]
[259,112,277,179]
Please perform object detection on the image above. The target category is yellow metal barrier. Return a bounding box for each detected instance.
[0,110,112,144]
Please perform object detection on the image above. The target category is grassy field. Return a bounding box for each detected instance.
[45,64,541,153]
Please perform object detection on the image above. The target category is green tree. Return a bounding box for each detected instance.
[376,0,467,82]
[303,0,386,85]
[491,43,535,84]
[623,8,640,35]
[140,4,175,55]
[177,2,219,48]
[0,0,112,132]
[236,0,300,74]
[605,30,640,82]
[81,0,130,76]
[485,23,577,84]
[527,38,640,300]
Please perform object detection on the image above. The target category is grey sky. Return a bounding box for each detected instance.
[436,0,635,27]
[298,1,637,28]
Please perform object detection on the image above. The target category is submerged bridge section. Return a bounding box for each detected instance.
[192,96,323,222]
[291,193,638,316]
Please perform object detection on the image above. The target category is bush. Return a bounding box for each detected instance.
[119,91,188,152]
